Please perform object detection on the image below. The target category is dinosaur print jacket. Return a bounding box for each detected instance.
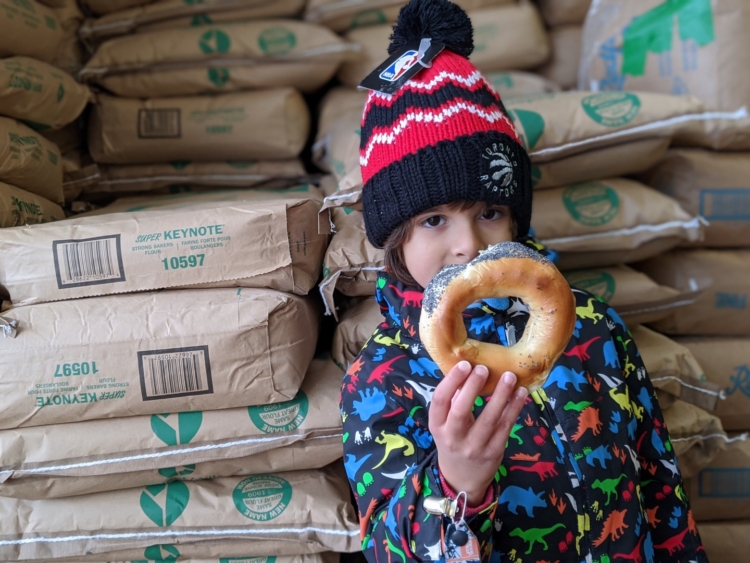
[340,248,707,563]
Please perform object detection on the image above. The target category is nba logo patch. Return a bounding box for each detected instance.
[379,50,420,82]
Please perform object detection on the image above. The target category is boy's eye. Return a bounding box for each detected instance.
[480,208,505,220]
[422,215,445,227]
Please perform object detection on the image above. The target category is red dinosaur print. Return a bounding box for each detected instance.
[613,534,645,562]
[509,461,559,481]
[367,355,406,384]
[572,407,603,441]
[654,528,690,556]
[346,356,365,393]
[645,506,660,527]
[510,452,541,462]
[563,336,601,362]
[593,509,628,547]
[388,285,423,307]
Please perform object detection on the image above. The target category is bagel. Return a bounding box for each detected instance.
[419,242,576,394]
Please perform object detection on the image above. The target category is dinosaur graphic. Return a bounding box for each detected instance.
[572,407,603,441]
[593,509,629,547]
[499,486,547,518]
[613,529,646,562]
[603,339,621,368]
[607,307,628,332]
[545,365,589,392]
[344,453,372,481]
[352,387,387,422]
[609,385,633,415]
[405,379,436,405]
[509,461,559,481]
[660,458,679,478]
[653,528,690,556]
[408,356,440,379]
[637,387,655,418]
[373,431,415,468]
[388,285,423,307]
[367,355,406,384]
[374,331,410,350]
[563,336,601,362]
[585,445,612,469]
[577,298,604,323]
[470,313,496,335]
[509,523,566,555]
[564,400,592,412]
[592,473,627,505]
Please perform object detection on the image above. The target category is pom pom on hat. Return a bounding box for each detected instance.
[388,0,474,57]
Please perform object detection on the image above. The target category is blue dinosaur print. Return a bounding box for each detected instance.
[627,416,638,440]
[635,511,642,536]
[669,506,682,529]
[603,339,621,368]
[637,387,654,418]
[385,297,401,327]
[344,453,372,481]
[645,531,655,563]
[482,297,510,311]
[585,445,612,469]
[373,347,386,362]
[609,410,622,434]
[385,493,402,540]
[398,415,434,449]
[652,428,666,456]
[470,313,495,335]
[409,357,440,378]
[573,319,582,338]
[499,486,547,518]
[568,451,583,481]
[544,365,588,392]
[352,388,387,422]
[607,307,627,332]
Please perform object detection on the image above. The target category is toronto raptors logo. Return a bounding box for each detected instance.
[479,142,517,196]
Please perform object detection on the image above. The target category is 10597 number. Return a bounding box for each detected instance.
[54,362,99,377]
[161,254,205,270]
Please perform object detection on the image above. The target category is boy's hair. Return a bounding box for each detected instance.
[383,201,518,289]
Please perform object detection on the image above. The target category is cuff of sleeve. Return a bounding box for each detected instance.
[438,467,496,516]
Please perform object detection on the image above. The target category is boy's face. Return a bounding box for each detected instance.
[402,202,514,289]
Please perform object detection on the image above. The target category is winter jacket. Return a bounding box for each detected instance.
[340,244,707,563]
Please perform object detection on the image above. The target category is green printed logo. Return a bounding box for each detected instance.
[140,482,190,526]
[158,465,196,480]
[351,9,387,28]
[258,27,297,55]
[622,0,714,77]
[488,72,514,91]
[530,166,542,187]
[248,390,309,433]
[221,558,277,563]
[133,544,181,563]
[199,30,231,54]
[151,412,203,446]
[56,83,64,102]
[564,270,616,302]
[563,183,620,227]
[233,475,292,521]
[581,92,641,127]
[507,109,544,151]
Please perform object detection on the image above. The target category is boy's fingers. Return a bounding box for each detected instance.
[445,364,489,430]
[487,386,528,454]
[469,371,518,445]
[430,361,472,428]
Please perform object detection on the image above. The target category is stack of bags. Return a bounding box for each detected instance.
[533,0,588,89]
[0,0,90,229]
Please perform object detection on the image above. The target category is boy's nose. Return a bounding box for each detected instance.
[451,224,483,263]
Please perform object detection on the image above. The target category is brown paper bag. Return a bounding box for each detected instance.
[80,0,306,43]
[88,90,310,164]
[0,464,359,561]
[505,91,705,163]
[81,19,357,97]
[331,298,382,370]
[638,249,750,336]
[536,0,591,27]
[82,0,155,16]
[685,435,750,521]
[0,115,63,203]
[0,0,66,64]
[337,3,549,87]
[0,358,344,499]
[304,0,512,33]
[674,337,750,431]
[320,208,383,318]
[673,108,750,150]
[664,399,728,479]
[80,160,308,200]
[0,56,92,130]
[536,25,582,91]
[639,148,750,247]
[532,178,702,269]
[0,182,64,228]
[62,553,340,563]
[0,191,328,304]
[630,325,722,412]
[579,0,750,111]
[0,287,319,429]
[696,521,750,563]
[41,119,84,154]
[486,71,560,98]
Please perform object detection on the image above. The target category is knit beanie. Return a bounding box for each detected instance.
[360,0,533,249]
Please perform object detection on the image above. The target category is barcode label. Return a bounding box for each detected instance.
[138,346,213,401]
[53,235,126,289]
[698,468,750,498]
[700,188,750,220]
[138,109,181,139]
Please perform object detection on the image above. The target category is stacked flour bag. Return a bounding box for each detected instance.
[74,0,361,204]
[532,0,589,89]
[0,0,92,229]
[0,182,360,560]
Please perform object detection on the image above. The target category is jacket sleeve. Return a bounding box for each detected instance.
[605,307,706,561]
[340,336,499,563]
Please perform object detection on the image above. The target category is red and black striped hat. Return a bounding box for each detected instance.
[360,0,533,249]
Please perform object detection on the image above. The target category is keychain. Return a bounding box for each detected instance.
[423,492,481,563]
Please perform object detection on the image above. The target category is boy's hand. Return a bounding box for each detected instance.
[429,361,527,506]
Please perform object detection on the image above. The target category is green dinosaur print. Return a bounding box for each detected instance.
[592,473,627,505]
[509,523,566,554]
[509,423,524,445]
[387,536,406,563]
[564,400,593,412]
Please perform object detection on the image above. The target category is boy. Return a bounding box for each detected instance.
[340,1,707,562]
